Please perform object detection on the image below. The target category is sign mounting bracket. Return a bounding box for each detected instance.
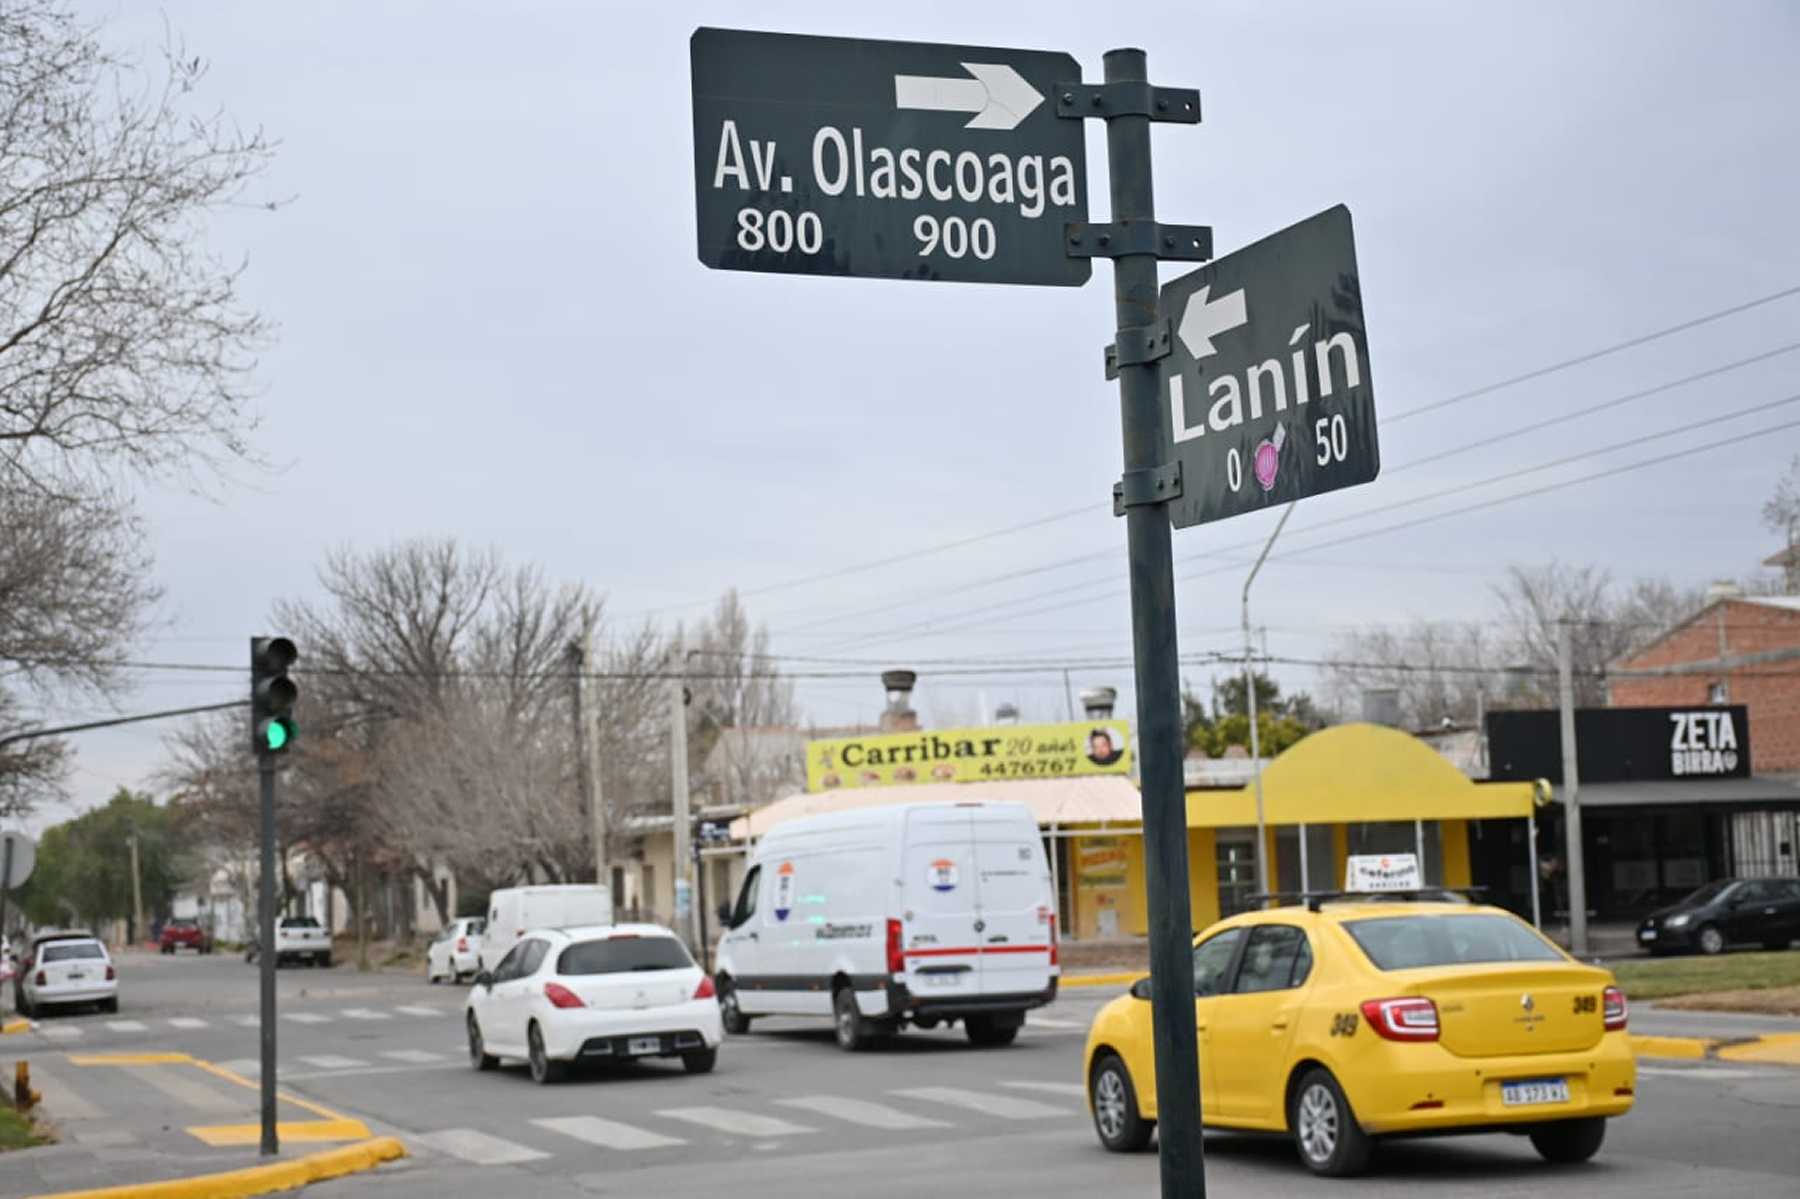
[1113,461,1184,516]
[1067,220,1212,261]
[1104,319,1173,380]
[1055,81,1200,123]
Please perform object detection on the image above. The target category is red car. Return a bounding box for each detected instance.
[159,919,214,955]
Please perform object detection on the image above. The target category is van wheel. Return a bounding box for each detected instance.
[719,980,752,1035]
[1291,1067,1372,1177]
[1090,1053,1154,1152]
[833,986,872,1052]
[965,1015,1019,1047]
[1529,1117,1607,1164]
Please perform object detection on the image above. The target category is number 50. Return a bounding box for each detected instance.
[1315,414,1348,465]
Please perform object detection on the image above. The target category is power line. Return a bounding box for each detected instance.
[1384,282,1800,425]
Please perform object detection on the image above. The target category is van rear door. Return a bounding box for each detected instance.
[900,807,981,1002]
[970,810,1055,997]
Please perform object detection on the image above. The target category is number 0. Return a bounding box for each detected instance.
[1226,447,1243,492]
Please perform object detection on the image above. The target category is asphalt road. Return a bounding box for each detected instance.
[10,950,1800,1197]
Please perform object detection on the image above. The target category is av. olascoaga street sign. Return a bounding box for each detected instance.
[690,28,1089,286]
[1161,205,1379,528]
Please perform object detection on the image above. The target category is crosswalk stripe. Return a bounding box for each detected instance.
[125,1064,244,1114]
[105,1020,148,1033]
[776,1095,950,1130]
[285,1012,329,1025]
[656,1107,814,1138]
[1025,1015,1083,1029]
[340,1008,391,1021]
[1002,1080,1086,1098]
[37,1025,82,1040]
[532,1115,686,1150]
[10,1061,102,1119]
[891,1086,1068,1120]
[230,1015,260,1028]
[394,1005,441,1017]
[416,1128,549,1165]
[381,1050,447,1064]
[168,1017,209,1030]
[299,1055,366,1069]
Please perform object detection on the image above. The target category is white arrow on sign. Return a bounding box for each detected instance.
[894,63,1045,131]
[1177,285,1248,360]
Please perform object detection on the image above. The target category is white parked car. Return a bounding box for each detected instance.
[245,916,333,968]
[15,931,117,1017]
[427,917,485,984]
[464,923,722,1085]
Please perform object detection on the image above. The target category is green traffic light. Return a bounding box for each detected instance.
[264,721,289,751]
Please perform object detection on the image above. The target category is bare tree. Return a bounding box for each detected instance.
[685,590,800,809]
[1764,453,1800,590]
[1322,620,1501,729]
[1,0,276,492]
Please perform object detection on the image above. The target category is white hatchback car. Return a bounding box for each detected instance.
[464,923,722,1084]
[15,931,117,1017]
[426,917,485,984]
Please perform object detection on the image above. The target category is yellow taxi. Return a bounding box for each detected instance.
[1084,897,1635,1177]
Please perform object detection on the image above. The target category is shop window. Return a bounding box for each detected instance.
[1216,832,1258,917]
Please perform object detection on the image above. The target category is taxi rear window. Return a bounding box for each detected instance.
[1344,914,1562,971]
[42,943,105,962]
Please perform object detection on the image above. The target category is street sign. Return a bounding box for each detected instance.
[690,28,1089,286]
[0,831,35,889]
[1160,205,1378,528]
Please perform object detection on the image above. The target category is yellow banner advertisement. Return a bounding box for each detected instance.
[805,720,1132,792]
[1076,837,1130,888]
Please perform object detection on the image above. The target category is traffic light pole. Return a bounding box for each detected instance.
[1101,47,1207,1197]
[258,757,279,1156]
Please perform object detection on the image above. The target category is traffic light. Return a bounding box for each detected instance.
[250,636,298,756]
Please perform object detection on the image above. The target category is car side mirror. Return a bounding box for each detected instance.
[717,901,734,926]
[475,970,494,990]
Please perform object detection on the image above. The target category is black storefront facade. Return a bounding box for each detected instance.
[1482,705,1800,921]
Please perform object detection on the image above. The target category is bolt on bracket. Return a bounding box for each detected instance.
[1113,461,1184,516]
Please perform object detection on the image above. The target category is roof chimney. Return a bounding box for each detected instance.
[1080,686,1118,720]
[1704,578,1744,606]
[879,669,919,733]
[994,701,1020,725]
[1361,688,1401,728]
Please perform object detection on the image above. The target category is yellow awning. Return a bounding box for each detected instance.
[1186,722,1537,827]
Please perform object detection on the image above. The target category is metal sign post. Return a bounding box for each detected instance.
[1084,48,1206,1197]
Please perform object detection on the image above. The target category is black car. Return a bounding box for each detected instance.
[1636,877,1800,955]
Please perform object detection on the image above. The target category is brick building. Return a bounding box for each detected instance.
[1610,595,1800,777]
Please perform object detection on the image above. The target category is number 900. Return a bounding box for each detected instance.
[914,215,996,261]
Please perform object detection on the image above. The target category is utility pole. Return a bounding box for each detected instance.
[1557,621,1589,957]
[128,833,145,946]
[670,643,694,948]
[1102,47,1205,1196]
[568,628,606,887]
[1241,501,1296,902]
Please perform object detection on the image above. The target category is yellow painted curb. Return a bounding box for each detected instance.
[1,1017,29,1035]
[1060,972,1145,989]
[1630,1034,1712,1060]
[1717,1033,1800,1067]
[25,1136,406,1199]
[188,1119,372,1147]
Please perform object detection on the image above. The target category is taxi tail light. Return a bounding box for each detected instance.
[1602,985,1628,1031]
[105,964,115,981]
[1360,997,1440,1041]
[544,982,585,1009]
[34,970,46,986]
[886,919,905,975]
[693,975,716,1000]
[456,937,468,954]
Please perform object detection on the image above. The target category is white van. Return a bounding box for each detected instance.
[480,885,613,973]
[714,800,1058,1051]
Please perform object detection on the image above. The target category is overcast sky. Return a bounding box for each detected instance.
[26,0,1800,832]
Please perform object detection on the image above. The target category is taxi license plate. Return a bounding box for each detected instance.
[1502,1078,1570,1106]
[627,1036,661,1056]
[66,971,85,980]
